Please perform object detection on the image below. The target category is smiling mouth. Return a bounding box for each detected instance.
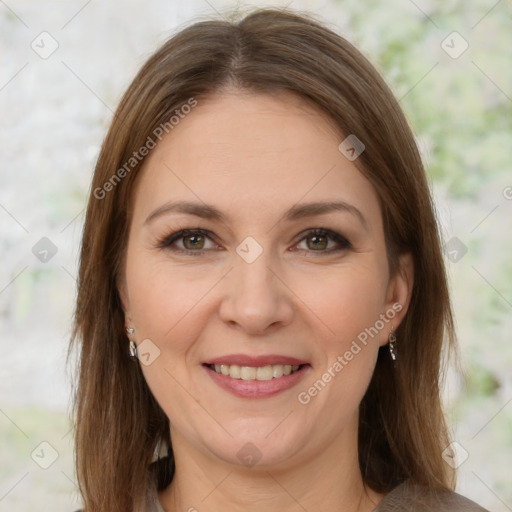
[205,363,306,381]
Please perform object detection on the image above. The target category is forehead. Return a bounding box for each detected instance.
[131,90,382,230]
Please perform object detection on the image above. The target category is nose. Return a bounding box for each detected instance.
[218,247,294,335]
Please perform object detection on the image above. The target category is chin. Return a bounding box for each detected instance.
[193,422,306,470]
[211,439,301,470]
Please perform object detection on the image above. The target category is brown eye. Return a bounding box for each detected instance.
[182,233,206,250]
[306,233,329,251]
[295,229,351,254]
[158,229,217,254]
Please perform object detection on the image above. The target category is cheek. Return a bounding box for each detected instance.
[289,264,387,448]
[293,263,387,396]
[124,252,217,429]
[125,250,217,347]
[293,262,388,345]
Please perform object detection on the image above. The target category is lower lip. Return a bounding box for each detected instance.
[203,364,311,399]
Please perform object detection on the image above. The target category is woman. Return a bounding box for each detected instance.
[70,7,489,512]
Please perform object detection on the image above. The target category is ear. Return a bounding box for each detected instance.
[117,274,134,326]
[380,252,414,345]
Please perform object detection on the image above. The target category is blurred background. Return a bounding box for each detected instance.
[0,0,510,510]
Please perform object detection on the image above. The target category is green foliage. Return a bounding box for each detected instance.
[463,363,501,397]
[336,0,512,197]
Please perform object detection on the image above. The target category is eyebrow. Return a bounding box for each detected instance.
[144,199,368,230]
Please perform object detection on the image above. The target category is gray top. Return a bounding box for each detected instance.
[372,480,489,511]
[145,479,489,511]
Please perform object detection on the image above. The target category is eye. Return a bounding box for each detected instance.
[293,228,351,254]
[157,229,218,254]
[157,227,351,256]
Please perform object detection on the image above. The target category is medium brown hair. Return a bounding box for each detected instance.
[69,7,456,511]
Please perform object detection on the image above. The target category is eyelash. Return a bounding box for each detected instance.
[156,227,352,256]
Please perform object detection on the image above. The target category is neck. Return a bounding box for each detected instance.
[158,422,384,512]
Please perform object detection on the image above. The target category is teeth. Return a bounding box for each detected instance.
[211,364,301,380]
[273,365,284,378]
[257,366,274,381]
[241,366,256,380]
[229,365,240,378]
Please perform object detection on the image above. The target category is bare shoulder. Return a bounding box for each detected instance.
[374,480,490,512]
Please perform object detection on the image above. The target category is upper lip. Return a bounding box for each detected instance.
[203,354,310,367]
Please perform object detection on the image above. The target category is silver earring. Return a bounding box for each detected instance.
[388,328,397,365]
[126,327,137,358]
[151,438,169,463]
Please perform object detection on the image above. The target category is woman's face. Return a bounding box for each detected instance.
[119,90,412,470]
